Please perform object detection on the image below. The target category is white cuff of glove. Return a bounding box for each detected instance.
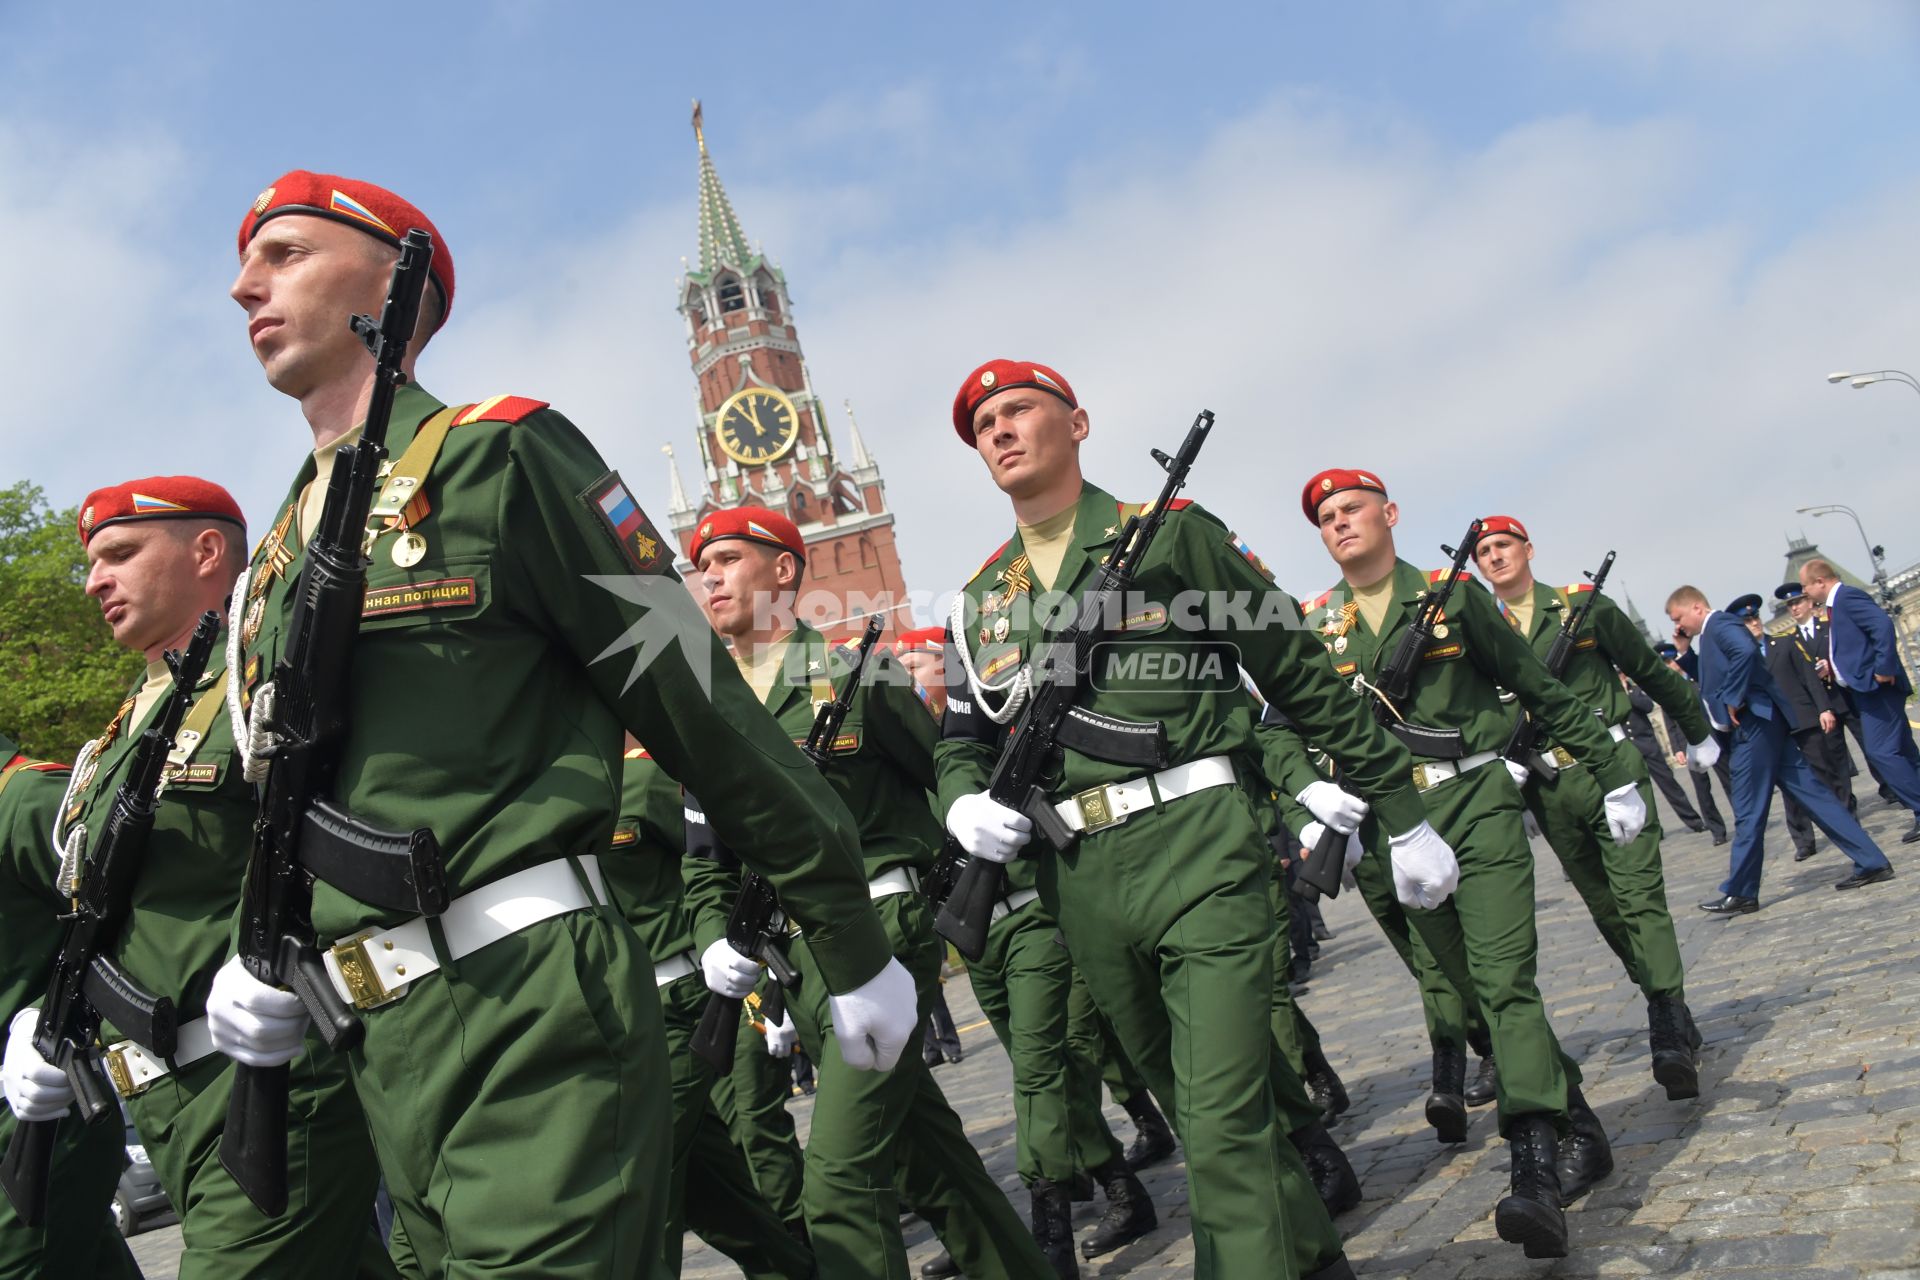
[1684,736,1720,773]
[1602,783,1648,845]
[1503,758,1531,789]
[828,957,917,1073]
[3,1008,73,1123]
[206,956,310,1069]
[1387,820,1461,911]
[764,1011,798,1058]
[1295,781,1368,834]
[945,792,1031,864]
[701,939,761,1000]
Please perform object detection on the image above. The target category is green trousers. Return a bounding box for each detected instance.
[788,890,1050,1280]
[657,971,813,1280]
[123,1039,394,1279]
[969,902,1125,1185]
[349,903,666,1279]
[1525,739,1683,1000]
[0,1108,139,1279]
[1040,784,1342,1280]
[1265,877,1328,1135]
[1064,969,1152,1111]
[1353,765,1577,1136]
[710,996,807,1229]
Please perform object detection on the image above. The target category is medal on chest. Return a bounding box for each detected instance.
[1322,600,1358,655]
[250,505,297,605]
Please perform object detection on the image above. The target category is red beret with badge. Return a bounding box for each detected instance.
[1478,515,1530,542]
[893,626,947,654]
[78,476,246,546]
[1300,468,1388,524]
[952,359,1078,445]
[688,505,807,566]
[239,170,455,326]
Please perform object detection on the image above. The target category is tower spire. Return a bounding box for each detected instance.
[663,443,693,515]
[691,99,753,274]
[843,399,874,470]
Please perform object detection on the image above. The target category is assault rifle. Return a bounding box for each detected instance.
[1500,551,1615,778]
[221,230,450,1216]
[1297,519,1485,900]
[690,615,886,1071]
[0,610,219,1225]
[935,412,1214,961]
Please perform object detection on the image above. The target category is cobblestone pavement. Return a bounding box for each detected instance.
[132,764,1920,1278]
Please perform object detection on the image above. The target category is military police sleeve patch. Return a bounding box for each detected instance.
[1226,532,1276,584]
[580,471,669,574]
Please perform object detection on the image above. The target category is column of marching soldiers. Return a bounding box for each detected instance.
[0,168,1819,1280]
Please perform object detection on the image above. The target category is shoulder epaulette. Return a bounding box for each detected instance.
[1430,568,1475,584]
[1305,588,1335,612]
[452,395,550,427]
[1116,498,1195,520]
[623,746,650,760]
[967,540,1012,585]
[1565,582,1594,595]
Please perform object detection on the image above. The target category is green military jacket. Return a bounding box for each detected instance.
[0,751,72,1024]
[61,649,248,1035]
[935,482,1427,836]
[239,383,888,994]
[1276,559,1633,839]
[1500,581,1710,746]
[684,621,940,951]
[603,749,697,964]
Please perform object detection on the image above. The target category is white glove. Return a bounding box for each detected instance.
[828,957,917,1073]
[1299,822,1366,872]
[945,792,1032,864]
[3,1008,73,1123]
[1388,821,1460,910]
[1684,737,1720,774]
[1504,758,1531,790]
[701,939,761,1000]
[1295,781,1368,834]
[1602,784,1647,845]
[206,956,309,1069]
[764,1010,798,1058]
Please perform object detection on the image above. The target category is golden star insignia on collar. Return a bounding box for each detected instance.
[1104,525,1118,538]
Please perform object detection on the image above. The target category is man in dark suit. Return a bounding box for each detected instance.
[1733,598,1829,861]
[1622,673,1719,838]
[1665,585,1893,913]
[1772,583,1857,817]
[1800,559,1920,843]
[1655,643,1731,843]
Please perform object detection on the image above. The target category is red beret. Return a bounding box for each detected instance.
[689,506,806,566]
[239,170,454,327]
[893,626,947,654]
[79,476,246,546]
[1478,515,1529,542]
[952,359,1077,445]
[1301,468,1388,524]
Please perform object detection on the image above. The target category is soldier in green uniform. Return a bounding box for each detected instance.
[1281,468,1647,1258]
[679,506,1053,1280]
[607,745,813,1279]
[1473,516,1718,1098]
[709,991,809,1231]
[937,361,1466,1280]
[0,739,139,1280]
[0,477,395,1278]
[211,172,915,1280]
[1064,974,1176,1171]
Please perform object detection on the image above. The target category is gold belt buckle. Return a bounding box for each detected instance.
[1412,763,1433,791]
[1073,784,1123,834]
[1551,746,1577,770]
[329,932,400,1010]
[103,1043,144,1099]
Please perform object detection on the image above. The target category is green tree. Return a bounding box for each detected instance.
[0,482,142,760]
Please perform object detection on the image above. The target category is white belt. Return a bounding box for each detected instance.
[1412,751,1502,793]
[1054,756,1239,835]
[653,950,697,988]
[104,1018,216,1099]
[990,887,1041,927]
[324,856,608,1011]
[769,866,922,937]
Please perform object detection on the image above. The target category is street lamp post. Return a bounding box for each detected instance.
[1826,368,1920,396]
[1796,503,1920,687]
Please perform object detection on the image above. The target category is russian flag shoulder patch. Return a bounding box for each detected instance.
[581,471,669,574]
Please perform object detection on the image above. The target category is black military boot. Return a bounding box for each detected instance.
[1425,1043,1468,1144]
[1647,994,1701,1100]
[1120,1092,1177,1171]
[1079,1158,1157,1260]
[1556,1084,1615,1204]
[1495,1116,1568,1258]
[1304,1256,1358,1280]
[1302,1043,1351,1124]
[917,1249,958,1278]
[1290,1120,1362,1216]
[1029,1178,1079,1278]
[1464,1050,1498,1107]
[1067,1169,1095,1203]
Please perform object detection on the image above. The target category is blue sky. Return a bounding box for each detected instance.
[5,2,1920,617]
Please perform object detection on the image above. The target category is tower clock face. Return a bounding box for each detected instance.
[715,387,800,465]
